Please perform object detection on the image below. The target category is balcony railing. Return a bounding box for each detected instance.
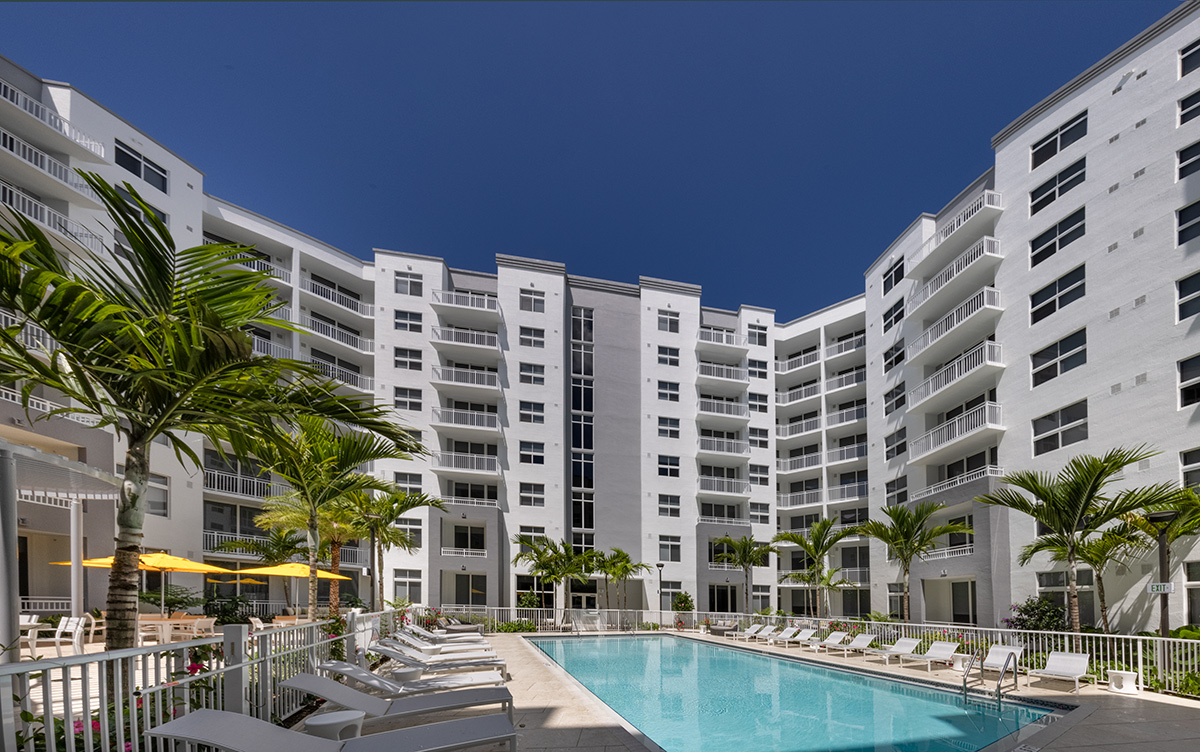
[909,341,1003,407]
[776,570,812,582]
[0,125,99,200]
[777,454,821,472]
[827,443,867,464]
[300,277,373,317]
[431,326,499,349]
[708,562,740,571]
[203,468,288,499]
[442,547,488,558]
[775,350,819,373]
[698,516,750,526]
[251,336,292,359]
[234,254,292,283]
[777,489,822,508]
[432,407,499,430]
[431,289,500,313]
[825,335,866,358]
[827,482,868,502]
[203,530,273,554]
[923,545,974,561]
[0,77,105,157]
[305,357,374,391]
[907,237,1001,311]
[698,477,752,495]
[698,329,748,347]
[0,384,101,426]
[698,400,750,418]
[442,496,500,508]
[339,546,366,566]
[776,383,820,405]
[840,567,870,585]
[825,369,866,392]
[698,437,750,455]
[431,365,500,389]
[907,287,1002,361]
[777,417,821,438]
[911,466,1005,502]
[0,178,103,253]
[300,313,373,352]
[910,402,1003,460]
[0,309,55,351]
[432,452,499,473]
[698,362,748,381]
[826,406,866,427]
[910,190,1003,269]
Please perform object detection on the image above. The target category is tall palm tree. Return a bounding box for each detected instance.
[855,502,973,623]
[605,548,652,611]
[976,446,1184,633]
[213,528,307,609]
[511,533,552,609]
[0,174,416,649]
[340,489,445,609]
[511,537,589,620]
[713,535,775,615]
[773,519,856,619]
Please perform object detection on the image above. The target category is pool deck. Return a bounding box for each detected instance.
[361,630,1200,752]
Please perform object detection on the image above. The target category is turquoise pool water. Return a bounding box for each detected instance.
[529,635,1054,752]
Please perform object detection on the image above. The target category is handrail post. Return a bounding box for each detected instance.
[222,624,250,716]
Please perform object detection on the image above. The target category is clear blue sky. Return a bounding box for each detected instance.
[1,1,1181,320]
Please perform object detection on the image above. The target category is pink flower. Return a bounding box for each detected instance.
[73,720,84,734]
[92,720,101,731]
[185,662,204,675]
[125,743,133,751]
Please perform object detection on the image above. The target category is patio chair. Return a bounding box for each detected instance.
[976,645,1025,689]
[371,643,507,674]
[707,620,737,637]
[85,611,106,643]
[32,616,89,658]
[749,626,780,642]
[1028,651,1090,694]
[172,617,217,641]
[832,633,878,658]
[282,673,514,723]
[765,626,800,644]
[728,624,764,640]
[806,631,849,653]
[318,660,506,696]
[899,641,961,672]
[380,637,497,662]
[864,637,921,665]
[769,628,816,648]
[142,708,516,752]
[391,630,495,656]
[440,617,485,635]
[409,623,488,644]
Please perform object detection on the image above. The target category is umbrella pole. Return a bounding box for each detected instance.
[161,571,166,615]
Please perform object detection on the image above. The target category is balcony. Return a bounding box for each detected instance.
[777,570,812,582]
[776,383,820,406]
[909,341,1004,411]
[922,545,974,561]
[908,189,1004,280]
[441,547,488,558]
[0,124,100,206]
[339,546,366,567]
[907,287,1003,367]
[697,361,748,384]
[777,417,821,439]
[840,567,870,585]
[697,477,752,496]
[825,369,866,393]
[775,350,819,374]
[698,516,751,527]
[203,469,288,499]
[1,178,103,254]
[252,336,292,359]
[907,237,1002,317]
[826,482,868,502]
[826,405,866,428]
[203,530,273,555]
[300,277,373,317]
[697,399,750,427]
[777,489,822,509]
[0,309,55,351]
[825,335,866,359]
[442,496,500,508]
[909,402,1004,463]
[708,562,740,571]
[432,452,499,475]
[430,365,500,398]
[233,254,292,283]
[0,76,105,159]
[777,454,821,473]
[430,326,501,361]
[430,289,501,327]
[305,356,374,392]
[299,313,374,353]
[431,407,500,436]
[826,443,867,465]
[697,437,750,456]
[0,384,100,426]
[911,466,1005,502]
[697,328,749,354]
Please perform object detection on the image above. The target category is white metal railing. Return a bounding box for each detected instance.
[305,356,374,391]
[431,326,499,349]
[777,417,821,438]
[777,489,822,508]
[698,362,748,381]
[203,529,271,553]
[0,76,105,157]
[338,546,365,566]
[826,406,866,427]
[825,368,866,392]
[432,451,499,473]
[442,495,500,507]
[911,190,1003,269]
[0,384,101,426]
[776,350,819,372]
[909,341,1003,407]
[251,335,292,359]
[911,466,1006,501]
[924,545,975,560]
[431,365,499,389]
[431,289,500,312]
[698,516,750,526]
[910,402,1003,459]
[776,383,820,404]
[0,309,55,350]
[441,547,488,558]
[840,567,870,584]
[698,399,750,417]
[777,454,821,472]
[907,287,1002,361]
[776,570,812,581]
[825,335,866,358]
[19,596,71,613]
[432,406,499,430]
[235,254,291,283]
[698,477,752,494]
[827,443,867,463]
[827,482,868,501]
[698,328,748,347]
[908,237,1001,310]
[300,277,373,316]
[708,562,740,571]
[0,125,98,199]
[203,468,289,498]
[698,437,750,454]
[0,178,103,253]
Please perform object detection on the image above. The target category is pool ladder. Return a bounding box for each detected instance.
[962,646,983,699]
[996,650,1019,702]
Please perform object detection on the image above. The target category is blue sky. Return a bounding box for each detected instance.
[1,1,1180,320]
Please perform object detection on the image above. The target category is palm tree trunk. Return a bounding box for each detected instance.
[283,578,292,611]
[376,532,385,610]
[1066,553,1081,634]
[1097,572,1111,634]
[902,567,911,623]
[307,518,320,619]
[106,444,149,650]
[603,575,611,609]
[329,541,342,619]
[744,566,752,615]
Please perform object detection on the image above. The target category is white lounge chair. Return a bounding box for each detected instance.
[379,638,497,663]
[408,623,489,644]
[770,628,816,647]
[976,645,1025,689]
[371,643,506,674]
[1028,651,1090,694]
[750,626,780,642]
[728,624,764,640]
[143,708,515,752]
[282,673,514,723]
[391,631,494,656]
[864,637,921,665]
[807,631,849,652]
[833,633,877,657]
[765,627,799,644]
[899,640,961,672]
[318,660,505,695]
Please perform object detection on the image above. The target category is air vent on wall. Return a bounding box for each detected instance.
[1134,168,1146,179]
[1109,134,1120,144]
[1139,459,1152,471]
[1109,184,1120,193]
[1133,228,1145,238]
[1136,118,1147,128]
[1136,70,1148,80]
[1108,242,1119,252]
[1110,308,1121,319]
[1111,383,1123,395]
[1136,373,1149,385]
[1135,295,1146,307]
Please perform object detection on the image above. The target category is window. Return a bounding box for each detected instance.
[752,585,771,612]
[1031,264,1085,324]
[658,346,679,366]
[519,401,544,423]
[394,472,421,495]
[453,524,485,550]
[658,455,680,477]
[658,310,679,333]
[519,441,544,464]
[882,300,904,333]
[749,465,769,487]
[571,452,594,489]
[572,414,594,449]
[1031,207,1085,267]
[1179,270,1200,320]
[949,515,974,548]
[393,569,421,604]
[1031,330,1087,387]
[519,327,544,348]
[394,310,422,332]
[394,272,422,296]
[1182,90,1200,126]
[748,359,767,379]
[1182,448,1200,490]
[1037,569,1095,627]
[571,307,593,342]
[115,139,168,192]
[748,427,769,448]
[572,378,594,412]
[658,381,679,402]
[658,417,680,438]
[884,383,906,416]
[518,526,546,553]
[748,324,768,346]
[519,289,545,312]
[883,339,905,373]
[393,347,421,371]
[519,483,545,507]
[115,186,166,224]
[1188,562,1200,625]
[1033,400,1088,456]
[658,494,680,517]
[1031,111,1087,169]
[396,518,423,548]
[519,363,545,385]
[1182,142,1200,180]
[393,387,422,411]
[1184,38,1200,77]
[454,574,486,606]
[1182,200,1200,245]
[449,482,496,503]
[660,580,683,611]
[138,472,169,517]
[1031,158,1085,215]
[885,476,908,506]
[660,535,681,562]
[1181,354,1200,407]
[748,393,768,413]
[885,428,907,460]
[572,532,595,554]
[572,493,595,530]
[570,342,593,376]
[882,258,904,295]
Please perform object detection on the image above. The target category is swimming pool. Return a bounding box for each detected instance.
[529,635,1056,752]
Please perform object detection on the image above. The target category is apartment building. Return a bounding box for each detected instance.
[6,1,1200,629]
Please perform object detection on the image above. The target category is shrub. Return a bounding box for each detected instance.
[140,585,203,614]
[637,621,661,631]
[517,591,542,609]
[203,595,252,625]
[495,619,538,633]
[1003,596,1066,632]
[671,591,694,612]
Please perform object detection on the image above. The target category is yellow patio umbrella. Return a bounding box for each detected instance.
[53,553,235,613]
[236,562,351,580]
[236,578,267,585]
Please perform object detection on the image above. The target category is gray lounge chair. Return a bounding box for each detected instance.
[383,635,497,660]
[976,645,1025,689]
[769,628,816,647]
[390,631,496,657]
[408,623,489,644]
[833,633,877,657]
[317,660,505,695]
[806,631,848,652]
[899,640,961,672]
[1028,651,1090,694]
[371,642,507,674]
[864,637,921,665]
[281,673,513,723]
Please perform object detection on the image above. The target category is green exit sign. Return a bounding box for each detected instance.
[1147,583,1175,594]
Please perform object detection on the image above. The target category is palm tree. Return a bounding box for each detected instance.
[976,446,1185,633]
[0,174,416,649]
[511,537,589,621]
[341,489,445,609]
[1021,526,1145,633]
[773,519,856,619]
[511,533,552,609]
[605,548,652,611]
[713,535,775,615]
[855,502,973,623]
[213,528,307,609]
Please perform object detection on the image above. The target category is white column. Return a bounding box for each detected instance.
[70,499,83,616]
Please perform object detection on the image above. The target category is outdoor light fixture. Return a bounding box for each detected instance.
[1147,509,1179,638]
[656,562,664,613]
[461,565,466,571]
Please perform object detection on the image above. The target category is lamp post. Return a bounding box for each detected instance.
[1147,509,1179,638]
[656,562,664,615]
[363,512,383,612]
